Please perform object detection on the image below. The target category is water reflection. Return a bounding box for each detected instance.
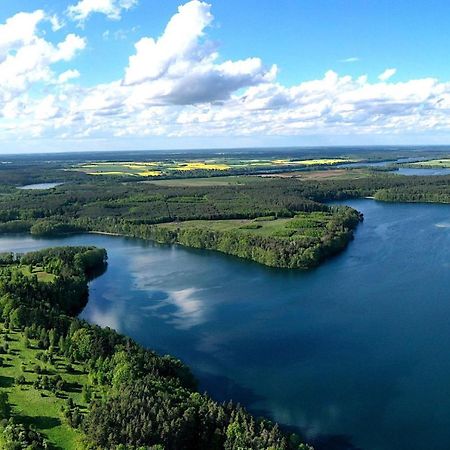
[141,288,206,330]
[2,200,450,450]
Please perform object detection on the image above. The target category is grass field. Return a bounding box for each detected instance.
[410,159,450,168]
[72,158,359,178]
[0,326,90,449]
[19,265,56,283]
[157,211,334,239]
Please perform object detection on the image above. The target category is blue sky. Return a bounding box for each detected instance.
[1,0,450,152]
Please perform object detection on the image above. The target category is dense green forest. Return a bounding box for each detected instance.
[0,247,312,449]
[111,207,361,268]
[0,176,367,269]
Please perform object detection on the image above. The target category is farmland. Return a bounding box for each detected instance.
[258,168,374,180]
[73,158,358,178]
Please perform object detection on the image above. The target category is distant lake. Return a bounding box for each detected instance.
[340,158,450,176]
[338,157,428,168]
[396,167,450,176]
[1,199,450,450]
[17,183,63,190]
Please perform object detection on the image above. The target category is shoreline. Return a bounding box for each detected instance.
[88,230,122,236]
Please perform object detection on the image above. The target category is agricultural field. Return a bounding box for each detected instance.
[258,168,374,180]
[72,158,359,178]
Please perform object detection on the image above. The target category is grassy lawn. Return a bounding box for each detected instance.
[0,327,91,449]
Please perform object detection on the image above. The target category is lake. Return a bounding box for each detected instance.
[1,199,450,450]
[338,157,428,169]
[396,167,450,176]
[339,158,450,176]
[17,182,63,190]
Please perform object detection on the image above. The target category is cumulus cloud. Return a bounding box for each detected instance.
[57,69,80,83]
[0,10,45,59]
[124,1,213,85]
[378,68,397,81]
[123,0,275,105]
[0,13,85,96]
[67,0,138,22]
[2,1,450,148]
[0,8,85,131]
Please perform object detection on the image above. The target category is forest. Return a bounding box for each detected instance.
[0,246,312,449]
[1,157,450,267]
[1,152,450,448]
[0,175,367,269]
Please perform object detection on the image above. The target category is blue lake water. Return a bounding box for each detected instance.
[1,199,450,450]
[396,167,450,176]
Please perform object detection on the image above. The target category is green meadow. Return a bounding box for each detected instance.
[0,326,90,449]
[157,211,337,240]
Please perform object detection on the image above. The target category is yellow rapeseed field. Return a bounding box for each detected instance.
[175,162,230,171]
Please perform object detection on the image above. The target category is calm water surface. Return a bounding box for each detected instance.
[339,158,450,176]
[338,157,427,168]
[396,167,450,176]
[1,199,450,450]
[17,182,63,190]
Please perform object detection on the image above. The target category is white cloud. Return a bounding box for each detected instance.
[124,1,213,84]
[0,10,45,59]
[49,14,64,31]
[67,0,138,22]
[123,0,275,105]
[339,57,360,63]
[57,69,80,83]
[34,67,450,145]
[0,27,86,95]
[378,68,397,81]
[54,34,86,61]
[1,2,450,149]
[0,8,85,129]
[34,95,61,120]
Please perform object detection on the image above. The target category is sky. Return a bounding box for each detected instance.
[1,0,450,153]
